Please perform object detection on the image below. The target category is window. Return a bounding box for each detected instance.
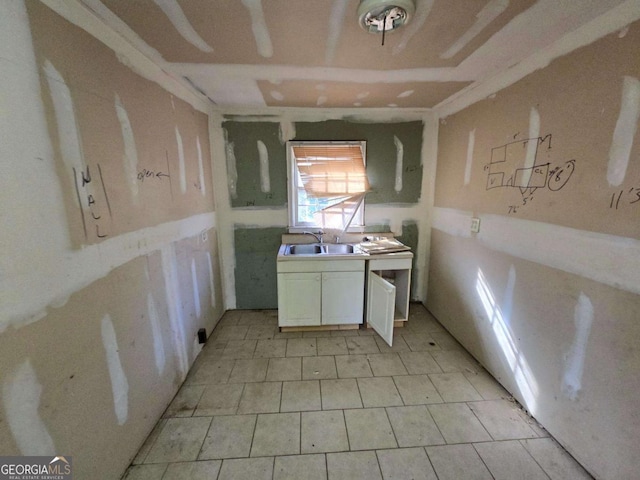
[287,141,368,231]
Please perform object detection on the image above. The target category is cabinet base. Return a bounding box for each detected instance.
[280,324,360,332]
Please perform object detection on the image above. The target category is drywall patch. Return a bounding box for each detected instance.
[191,258,201,319]
[206,251,216,308]
[101,314,129,425]
[397,90,414,98]
[2,359,56,455]
[464,129,476,185]
[241,0,273,58]
[224,137,238,200]
[175,126,187,194]
[257,140,270,193]
[393,0,434,55]
[440,0,509,59]
[152,0,213,52]
[317,95,328,106]
[146,292,166,376]
[521,107,540,188]
[325,0,349,64]
[561,292,594,400]
[196,136,206,196]
[607,76,640,186]
[270,90,284,101]
[114,93,139,203]
[394,135,404,193]
[278,120,296,145]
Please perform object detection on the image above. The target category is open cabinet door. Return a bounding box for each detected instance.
[367,272,396,346]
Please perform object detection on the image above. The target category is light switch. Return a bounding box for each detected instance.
[471,217,480,233]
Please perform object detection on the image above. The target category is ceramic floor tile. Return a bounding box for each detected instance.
[521,438,593,479]
[215,325,249,341]
[266,357,301,381]
[430,330,465,351]
[345,336,380,354]
[198,414,256,460]
[162,460,222,480]
[376,447,438,480]
[245,325,278,340]
[386,405,445,447]
[164,385,204,418]
[274,454,327,480]
[273,330,303,339]
[321,378,363,410]
[281,380,321,412]
[464,371,510,400]
[228,358,269,383]
[217,457,274,480]
[357,327,377,336]
[194,383,243,416]
[122,464,167,480]
[335,354,373,378]
[237,382,282,414]
[366,353,408,376]
[317,337,349,356]
[302,356,337,380]
[132,419,167,464]
[286,338,317,357]
[474,440,549,480]
[238,310,278,325]
[374,335,410,353]
[403,334,441,352]
[251,413,301,457]
[221,340,257,359]
[398,352,442,375]
[426,444,493,480]
[357,377,403,407]
[301,410,349,454]
[430,350,482,374]
[217,312,241,327]
[303,330,333,338]
[429,373,483,402]
[393,375,443,405]
[468,399,538,440]
[254,339,287,358]
[344,408,397,451]
[185,359,235,385]
[428,403,492,444]
[330,329,360,336]
[327,451,382,480]
[145,417,212,463]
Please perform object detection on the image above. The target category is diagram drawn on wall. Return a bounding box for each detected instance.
[484,134,576,213]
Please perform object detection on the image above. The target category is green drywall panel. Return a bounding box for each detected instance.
[294,120,423,204]
[234,226,286,309]
[397,221,419,297]
[223,121,287,208]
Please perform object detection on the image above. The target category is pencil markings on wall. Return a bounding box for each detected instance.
[464,129,476,185]
[561,292,593,401]
[607,76,640,186]
[2,359,56,455]
[241,0,273,58]
[175,126,187,194]
[114,94,139,203]
[394,135,404,193]
[152,0,213,52]
[101,314,129,425]
[257,140,271,193]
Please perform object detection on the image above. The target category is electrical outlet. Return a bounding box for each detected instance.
[471,217,481,233]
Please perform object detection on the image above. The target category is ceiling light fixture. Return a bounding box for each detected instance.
[357,0,415,45]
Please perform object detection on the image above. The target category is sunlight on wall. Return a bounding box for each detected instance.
[476,268,539,415]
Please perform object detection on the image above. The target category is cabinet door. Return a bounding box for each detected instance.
[277,273,321,326]
[367,272,396,346]
[321,271,364,325]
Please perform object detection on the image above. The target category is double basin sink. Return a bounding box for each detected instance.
[284,243,357,256]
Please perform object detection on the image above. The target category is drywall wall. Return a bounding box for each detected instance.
[213,112,436,309]
[429,20,640,480]
[0,2,222,479]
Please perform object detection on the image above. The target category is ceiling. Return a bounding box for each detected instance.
[81,0,629,110]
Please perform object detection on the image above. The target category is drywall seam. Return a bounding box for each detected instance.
[101,314,129,425]
[218,108,430,122]
[196,136,206,196]
[432,207,640,295]
[241,0,273,58]
[114,94,139,203]
[325,0,349,65]
[435,0,640,117]
[394,135,404,193]
[521,107,540,187]
[175,126,187,194]
[464,129,475,185]
[561,292,593,400]
[152,0,213,53]
[607,76,640,186]
[0,212,216,330]
[225,136,238,200]
[206,252,216,308]
[2,359,56,455]
[42,0,209,112]
[191,258,201,319]
[440,0,509,59]
[393,0,434,55]
[278,119,296,145]
[317,95,328,107]
[257,140,271,193]
[146,292,166,376]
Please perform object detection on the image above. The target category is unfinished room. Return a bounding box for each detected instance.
[1,1,639,479]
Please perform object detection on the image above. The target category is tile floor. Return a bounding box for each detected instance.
[123,305,593,480]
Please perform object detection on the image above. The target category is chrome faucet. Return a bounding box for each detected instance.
[302,230,324,244]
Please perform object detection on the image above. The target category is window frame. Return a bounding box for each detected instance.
[286,140,367,232]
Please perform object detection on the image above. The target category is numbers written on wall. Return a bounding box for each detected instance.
[609,187,640,210]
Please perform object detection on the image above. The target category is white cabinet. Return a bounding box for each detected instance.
[278,259,365,328]
[366,256,412,346]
